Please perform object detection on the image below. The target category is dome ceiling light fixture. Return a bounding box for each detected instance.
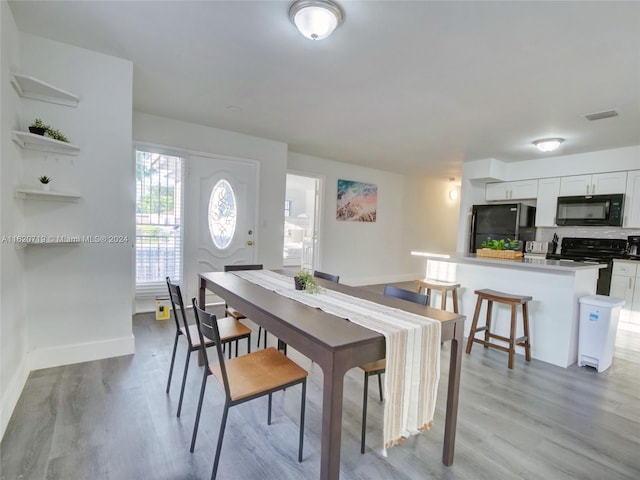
[533,138,564,153]
[289,0,344,41]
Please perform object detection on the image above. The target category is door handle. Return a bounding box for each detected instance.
[247,240,254,246]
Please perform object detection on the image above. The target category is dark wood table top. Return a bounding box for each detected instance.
[198,270,465,479]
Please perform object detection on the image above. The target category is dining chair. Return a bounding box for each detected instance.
[358,284,428,454]
[313,270,340,283]
[190,299,308,480]
[165,277,252,418]
[223,264,268,348]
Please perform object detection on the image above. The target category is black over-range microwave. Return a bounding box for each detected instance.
[556,193,624,226]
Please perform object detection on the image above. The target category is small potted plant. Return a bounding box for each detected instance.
[28,118,70,143]
[29,118,47,136]
[294,270,320,293]
[477,237,522,259]
[39,175,52,191]
[46,127,69,143]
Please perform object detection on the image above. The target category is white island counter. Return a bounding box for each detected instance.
[421,254,605,368]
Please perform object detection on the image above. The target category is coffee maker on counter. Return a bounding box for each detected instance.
[628,235,640,259]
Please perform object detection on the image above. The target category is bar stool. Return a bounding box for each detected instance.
[414,279,460,313]
[465,289,532,369]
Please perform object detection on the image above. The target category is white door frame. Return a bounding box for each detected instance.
[286,170,325,272]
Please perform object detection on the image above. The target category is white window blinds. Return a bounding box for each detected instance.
[135,149,184,296]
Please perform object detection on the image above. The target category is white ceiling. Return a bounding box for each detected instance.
[8,1,640,178]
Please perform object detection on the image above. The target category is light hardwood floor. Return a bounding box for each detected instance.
[2,283,639,480]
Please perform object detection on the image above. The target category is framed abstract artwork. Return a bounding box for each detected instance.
[336,179,377,222]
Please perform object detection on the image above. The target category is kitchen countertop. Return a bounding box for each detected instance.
[614,257,640,264]
[419,253,607,272]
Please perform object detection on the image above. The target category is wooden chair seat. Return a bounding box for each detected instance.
[180,324,213,348]
[181,318,251,347]
[216,317,252,342]
[225,306,246,320]
[210,347,308,401]
[358,359,386,373]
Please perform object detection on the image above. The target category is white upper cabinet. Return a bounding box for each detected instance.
[559,172,627,196]
[485,182,510,201]
[485,179,538,201]
[624,170,640,227]
[535,177,561,227]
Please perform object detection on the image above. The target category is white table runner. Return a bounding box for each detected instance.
[232,269,441,452]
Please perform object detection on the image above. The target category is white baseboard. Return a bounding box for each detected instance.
[0,355,30,441]
[28,335,136,371]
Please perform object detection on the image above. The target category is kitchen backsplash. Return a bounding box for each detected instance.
[538,227,640,244]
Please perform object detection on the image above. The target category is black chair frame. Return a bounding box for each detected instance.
[165,277,251,418]
[190,299,307,480]
[313,270,340,283]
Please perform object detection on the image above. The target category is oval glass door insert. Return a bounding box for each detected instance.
[208,179,237,249]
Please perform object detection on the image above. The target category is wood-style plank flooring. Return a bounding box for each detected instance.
[2,282,639,479]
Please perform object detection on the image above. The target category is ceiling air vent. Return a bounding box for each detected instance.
[583,109,619,121]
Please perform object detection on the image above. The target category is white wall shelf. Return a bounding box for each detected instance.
[14,237,81,250]
[10,73,79,107]
[12,131,80,156]
[15,187,80,201]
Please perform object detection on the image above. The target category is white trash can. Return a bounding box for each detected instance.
[578,295,625,372]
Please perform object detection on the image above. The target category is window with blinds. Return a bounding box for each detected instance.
[135,149,184,296]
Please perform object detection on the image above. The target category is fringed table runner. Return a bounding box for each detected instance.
[232,269,441,453]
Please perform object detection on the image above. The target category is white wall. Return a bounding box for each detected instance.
[288,152,460,285]
[456,146,640,252]
[132,112,289,270]
[17,34,135,368]
[403,175,461,256]
[1,0,28,439]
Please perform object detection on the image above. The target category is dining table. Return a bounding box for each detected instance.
[199,270,465,480]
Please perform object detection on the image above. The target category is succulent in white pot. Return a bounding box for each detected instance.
[39,175,52,191]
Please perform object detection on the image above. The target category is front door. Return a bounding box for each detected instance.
[184,154,258,302]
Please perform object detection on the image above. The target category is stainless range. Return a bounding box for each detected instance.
[546,237,628,295]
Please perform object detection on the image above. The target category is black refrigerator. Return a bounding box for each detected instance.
[469,203,536,253]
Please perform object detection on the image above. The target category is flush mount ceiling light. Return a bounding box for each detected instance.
[289,0,344,40]
[533,138,564,153]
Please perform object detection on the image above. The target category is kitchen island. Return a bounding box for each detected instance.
[419,254,605,368]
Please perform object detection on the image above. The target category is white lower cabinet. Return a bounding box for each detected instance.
[610,261,639,311]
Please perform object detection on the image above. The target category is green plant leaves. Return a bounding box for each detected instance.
[479,237,520,250]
